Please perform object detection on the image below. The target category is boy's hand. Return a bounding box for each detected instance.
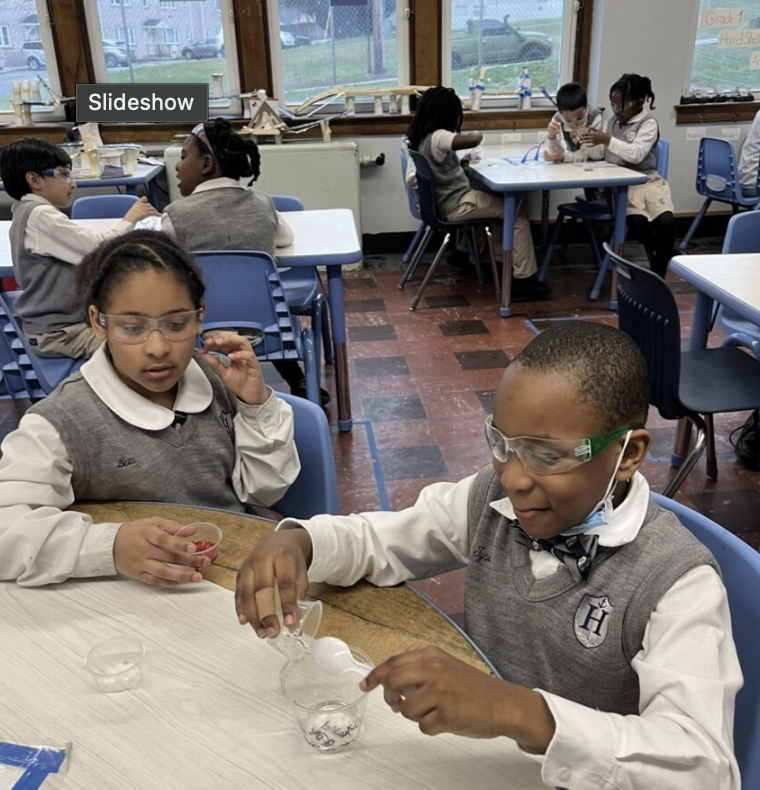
[235,529,312,637]
[579,129,610,147]
[547,119,562,139]
[124,196,160,224]
[361,646,556,751]
[114,517,211,586]
[543,148,565,162]
[197,331,268,406]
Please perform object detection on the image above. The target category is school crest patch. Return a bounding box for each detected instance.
[574,594,614,648]
[626,131,636,142]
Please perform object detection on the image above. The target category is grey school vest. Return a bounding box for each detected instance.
[9,200,87,335]
[605,111,659,172]
[551,106,603,153]
[418,134,471,219]
[163,187,280,255]
[28,356,244,512]
[464,467,719,715]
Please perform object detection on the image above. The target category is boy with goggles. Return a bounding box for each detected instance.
[236,321,740,789]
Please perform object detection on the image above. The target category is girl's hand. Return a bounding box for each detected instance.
[360,646,556,751]
[124,196,160,224]
[543,148,565,162]
[197,331,268,405]
[547,119,562,139]
[579,129,610,147]
[114,517,211,586]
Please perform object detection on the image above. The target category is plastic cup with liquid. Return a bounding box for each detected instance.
[85,636,145,693]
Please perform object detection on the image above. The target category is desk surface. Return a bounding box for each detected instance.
[0,575,544,790]
[670,254,760,325]
[0,163,164,191]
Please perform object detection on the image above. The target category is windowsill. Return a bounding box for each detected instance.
[675,102,760,124]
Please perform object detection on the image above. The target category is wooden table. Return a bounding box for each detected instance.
[0,503,546,789]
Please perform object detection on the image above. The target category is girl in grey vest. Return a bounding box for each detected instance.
[580,74,676,277]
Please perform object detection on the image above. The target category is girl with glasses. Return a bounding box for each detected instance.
[0,230,300,588]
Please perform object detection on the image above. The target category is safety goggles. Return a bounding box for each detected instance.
[97,309,203,345]
[484,415,643,475]
[41,167,74,183]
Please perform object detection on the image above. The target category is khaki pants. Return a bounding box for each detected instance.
[26,322,102,359]
[445,189,538,278]
[627,173,674,221]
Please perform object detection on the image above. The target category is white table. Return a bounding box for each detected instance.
[0,209,362,432]
[469,154,647,316]
[0,580,545,790]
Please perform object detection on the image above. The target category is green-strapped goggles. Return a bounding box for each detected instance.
[484,415,644,475]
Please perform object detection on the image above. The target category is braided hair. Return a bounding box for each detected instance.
[191,117,262,183]
[407,87,464,151]
[610,74,656,111]
[77,230,206,315]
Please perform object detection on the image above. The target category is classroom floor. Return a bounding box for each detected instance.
[1,238,758,620]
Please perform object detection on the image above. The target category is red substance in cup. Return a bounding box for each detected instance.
[193,540,219,563]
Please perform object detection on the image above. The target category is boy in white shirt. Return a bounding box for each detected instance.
[738,108,760,197]
[0,138,158,358]
[236,321,741,790]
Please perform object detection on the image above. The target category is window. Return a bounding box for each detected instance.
[444,0,578,101]
[159,1,177,8]
[0,25,11,48]
[268,0,410,106]
[83,0,241,114]
[690,1,760,92]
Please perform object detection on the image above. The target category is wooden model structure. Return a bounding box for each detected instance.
[294,85,433,116]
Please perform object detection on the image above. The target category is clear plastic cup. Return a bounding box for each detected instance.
[169,522,222,571]
[280,646,373,754]
[268,599,323,659]
[85,636,145,693]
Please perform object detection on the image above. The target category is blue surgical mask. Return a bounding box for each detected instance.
[563,431,632,536]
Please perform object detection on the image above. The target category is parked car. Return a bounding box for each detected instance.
[181,38,223,59]
[451,17,552,69]
[102,42,130,68]
[103,39,136,61]
[22,41,46,70]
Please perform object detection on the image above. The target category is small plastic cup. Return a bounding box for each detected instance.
[268,599,323,659]
[167,522,223,574]
[280,646,373,754]
[85,636,145,693]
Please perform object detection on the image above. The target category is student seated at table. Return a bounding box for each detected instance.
[0,138,159,359]
[543,81,604,164]
[580,73,676,278]
[238,321,741,789]
[738,107,760,197]
[406,87,550,300]
[0,231,300,587]
[161,118,327,405]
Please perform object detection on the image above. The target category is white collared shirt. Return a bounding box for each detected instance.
[739,108,760,189]
[15,194,134,266]
[160,177,294,247]
[278,472,741,789]
[0,345,300,586]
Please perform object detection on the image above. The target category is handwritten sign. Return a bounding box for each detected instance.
[701,7,746,29]
[751,51,760,68]
[719,28,760,47]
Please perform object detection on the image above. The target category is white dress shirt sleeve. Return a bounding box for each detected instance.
[607,117,659,167]
[277,474,476,586]
[564,113,606,163]
[231,388,302,507]
[0,414,120,586]
[537,565,742,790]
[275,214,294,247]
[739,109,760,188]
[26,204,134,265]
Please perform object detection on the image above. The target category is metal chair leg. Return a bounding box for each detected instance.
[671,418,693,467]
[467,228,483,284]
[484,225,501,303]
[403,222,426,265]
[538,214,566,282]
[662,416,707,498]
[704,413,718,480]
[398,226,434,289]
[679,198,713,253]
[410,233,451,311]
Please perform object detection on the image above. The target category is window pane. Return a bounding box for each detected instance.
[449,0,563,97]
[691,1,760,92]
[276,0,400,105]
[90,0,232,105]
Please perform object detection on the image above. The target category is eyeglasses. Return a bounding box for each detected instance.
[610,100,642,112]
[484,415,643,475]
[40,167,74,183]
[97,309,203,345]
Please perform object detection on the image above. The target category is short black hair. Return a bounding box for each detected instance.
[0,138,71,200]
[77,230,206,315]
[191,117,262,183]
[407,87,464,151]
[511,321,649,431]
[556,82,588,112]
[610,73,656,110]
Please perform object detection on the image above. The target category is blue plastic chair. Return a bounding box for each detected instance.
[271,195,334,366]
[0,291,84,400]
[0,297,23,398]
[403,150,501,310]
[71,194,140,219]
[651,493,760,789]
[271,392,339,517]
[397,148,434,289]
[194,251,322,406]
[609,243,760,491]
[539,139,670,301]
[680,137,760,253]
[715,212,760,360]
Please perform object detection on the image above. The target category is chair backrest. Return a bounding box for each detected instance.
[270,195,304,212]
[722,210,760,254]
[272,392,339,517]
[695,137,741,202]
[193,251,300,361]
[71,194,140,220]
[407,150,445,229]
[605,244,686,421]
[399,148,422,221]
[651,493,760,787]
[654,138,670,180]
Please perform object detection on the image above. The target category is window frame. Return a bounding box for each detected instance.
[0,25,12,48]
